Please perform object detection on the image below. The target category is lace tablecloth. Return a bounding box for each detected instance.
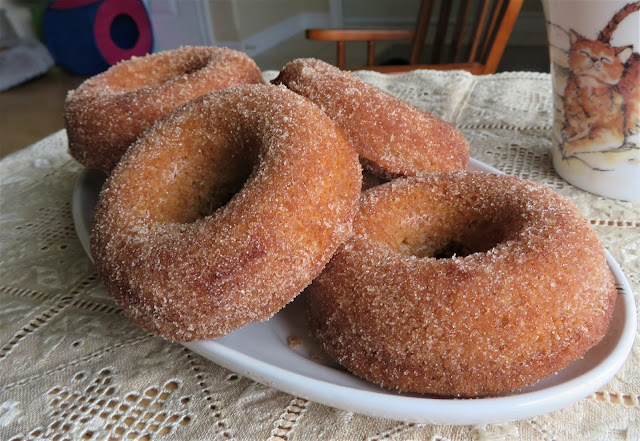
[1,70,638,440]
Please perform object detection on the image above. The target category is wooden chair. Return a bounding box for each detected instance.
[306,0,524,74]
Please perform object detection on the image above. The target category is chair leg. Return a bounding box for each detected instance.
[337,41,346,70]
[410,0,435,65]
[367,41,375,67]
[482,0,523,74]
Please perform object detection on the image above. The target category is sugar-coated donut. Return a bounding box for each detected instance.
[90,84,362,342]
[272,58,469,178]
[307,172,616,397]
[65,46,264,172]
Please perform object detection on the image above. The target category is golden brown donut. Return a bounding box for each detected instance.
[272,58,469,178]
[90,84,362,342]
[65,46,264,172]
[307,172,616,397]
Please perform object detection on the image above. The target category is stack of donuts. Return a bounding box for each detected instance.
[66,46,616,398]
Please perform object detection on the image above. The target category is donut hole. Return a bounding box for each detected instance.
[177,139,261,223]
[182,58,210,76]
[195,155,256,219]
[147,56,211,88]
[131,116,262,225]
[105,53,213,91]
[434,220,509,259]
[432,240,475,259]
[399,216,522,259]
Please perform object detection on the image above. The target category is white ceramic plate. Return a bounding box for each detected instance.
[72,158,636,425]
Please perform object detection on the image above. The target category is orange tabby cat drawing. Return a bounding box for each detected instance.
[563,29,638,155]
[544,0,640,201]
[562,2,640,158]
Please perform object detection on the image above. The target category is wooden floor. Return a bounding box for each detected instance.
[0,67,86,159]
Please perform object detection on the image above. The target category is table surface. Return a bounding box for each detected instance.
[1,69,638,440]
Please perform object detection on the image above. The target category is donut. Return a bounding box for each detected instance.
[306,172,616,397]
[272,58,469,178]
[90,84,362,342]
[65,46,264,172]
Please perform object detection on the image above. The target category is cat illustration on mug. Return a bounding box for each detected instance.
[557,1,640,159]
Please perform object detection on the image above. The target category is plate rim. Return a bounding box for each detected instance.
[184,251,635,424]
[72,159,637,425]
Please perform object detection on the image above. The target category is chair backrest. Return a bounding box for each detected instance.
[411,0,523,72]
[307,0,523,74]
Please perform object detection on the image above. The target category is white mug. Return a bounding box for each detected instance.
[542,0,640,202]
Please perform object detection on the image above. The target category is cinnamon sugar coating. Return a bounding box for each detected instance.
[307,172,617,397]
[90,84,362,342]
[272,58,469,178]
[65,46,264,172]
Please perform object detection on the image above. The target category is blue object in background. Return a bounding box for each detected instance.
[43,0,153,76]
